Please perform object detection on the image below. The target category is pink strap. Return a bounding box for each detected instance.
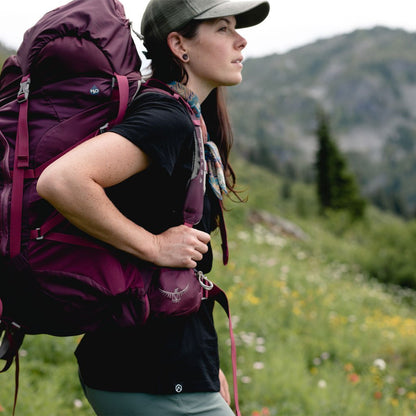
[10,75,31,258]
[29,212,66,240]
[40,232,105,250]
[113,74,129,126]
[29,212,105,250]
[210,286,241,416]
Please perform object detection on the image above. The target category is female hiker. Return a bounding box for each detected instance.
[36,0,270,414]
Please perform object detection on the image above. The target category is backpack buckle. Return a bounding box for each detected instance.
[197,271,214,293]
[17,78,31,103]
[34,228,44,240]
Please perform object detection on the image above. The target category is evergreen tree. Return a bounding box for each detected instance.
[315,109,366,219]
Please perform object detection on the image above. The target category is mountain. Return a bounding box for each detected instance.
[1,27,416,215]
[228,26,416,216]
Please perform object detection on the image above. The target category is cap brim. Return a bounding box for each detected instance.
[194,1,270,28]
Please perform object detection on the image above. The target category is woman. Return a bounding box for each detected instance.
[36,0,270,414]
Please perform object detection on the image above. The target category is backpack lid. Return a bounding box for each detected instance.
[16,0,141,76]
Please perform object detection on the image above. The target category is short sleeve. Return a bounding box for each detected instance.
[110,92,195,175]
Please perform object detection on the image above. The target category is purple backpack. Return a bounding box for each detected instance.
[0,0,216,341]
[0,1,241,413]
[0,0,145,347]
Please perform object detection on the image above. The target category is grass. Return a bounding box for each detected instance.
[1,159,416,415]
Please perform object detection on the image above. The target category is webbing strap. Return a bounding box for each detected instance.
[218,200,229,266]
[12,353,19,416]
[0,319,25,415]
[211,286,241,416]
[113,74,129,126]
[9,75,31,258]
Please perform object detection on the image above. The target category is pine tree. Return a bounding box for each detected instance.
[315,109,366,219]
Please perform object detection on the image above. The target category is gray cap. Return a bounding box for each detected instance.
[141,0,270,48]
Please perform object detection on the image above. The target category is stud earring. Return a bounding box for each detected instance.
[182,53,189,62]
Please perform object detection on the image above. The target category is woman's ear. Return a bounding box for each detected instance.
[167,32,188,62]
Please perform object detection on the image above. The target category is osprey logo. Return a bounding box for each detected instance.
[90,85,100,95]
[159,284,190,303]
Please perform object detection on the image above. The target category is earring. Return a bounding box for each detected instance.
[182,53,189,62]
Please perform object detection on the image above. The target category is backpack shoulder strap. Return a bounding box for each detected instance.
[138,83,207,227]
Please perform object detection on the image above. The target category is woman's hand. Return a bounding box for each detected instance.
[219,369,231,405]
[150,225,210,268]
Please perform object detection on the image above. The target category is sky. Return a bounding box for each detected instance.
[1,0,415,58]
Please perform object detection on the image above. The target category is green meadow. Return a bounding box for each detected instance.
[1,159,416,415]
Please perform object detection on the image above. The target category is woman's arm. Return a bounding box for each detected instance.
[36,131,210,268]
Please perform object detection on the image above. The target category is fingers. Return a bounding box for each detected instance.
[177,227,210,268]
[180,225,210,254]
[152,225,210,268]
[219,369,231,405]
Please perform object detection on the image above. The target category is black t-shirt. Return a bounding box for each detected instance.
[75,90,221,394]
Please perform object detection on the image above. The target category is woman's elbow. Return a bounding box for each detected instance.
[36,165,66,202]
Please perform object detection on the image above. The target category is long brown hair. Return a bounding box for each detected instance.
[145,20,239,198]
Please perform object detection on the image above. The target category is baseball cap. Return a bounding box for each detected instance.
[141,0,270,48]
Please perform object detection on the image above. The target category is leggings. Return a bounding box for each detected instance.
[81,382,236,416]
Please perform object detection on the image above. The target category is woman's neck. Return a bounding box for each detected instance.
[184,78,214,104]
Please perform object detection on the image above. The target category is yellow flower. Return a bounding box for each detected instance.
[407,391,416,400]
[344,363,354,373]
[390,398,399,407]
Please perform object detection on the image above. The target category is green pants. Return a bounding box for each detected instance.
[82,383,236,416]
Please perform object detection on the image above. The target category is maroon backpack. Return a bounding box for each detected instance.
[0,1,241,413]
[0,0,220,339]
[0,0,143,337]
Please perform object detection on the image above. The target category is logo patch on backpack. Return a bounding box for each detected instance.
[90,85,100,95]
[159,285,190,303]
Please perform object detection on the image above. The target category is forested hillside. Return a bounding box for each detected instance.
[2,27,416,215]
[1,28,416,415]
[228,26,416,217]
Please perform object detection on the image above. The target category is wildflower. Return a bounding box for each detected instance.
[344,363,354,373]
[18,349,28,357]
[73,399,83,409]
[256,345,266,353]
[374,391,383,400]
[321,352,330,361]
[262,408,271,416]
[390,398,399,407]
[252,412,261,416]
[245,291,260,305]
[0,404,4,412]
[253,362,264,370]
[233,275,242,284]
[231,315,240,327]
[407,391,416,400]
[373,358,386,371]
[348,373,360,384]
[240,332,256,346]
[397,387,406,396]
[313,357,322,366]
[237,231,250,241]
[318,380,327,389]
[241,376,252,384]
